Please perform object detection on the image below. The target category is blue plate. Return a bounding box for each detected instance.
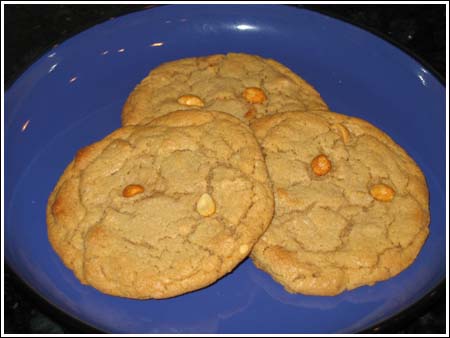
[5,5,446,333]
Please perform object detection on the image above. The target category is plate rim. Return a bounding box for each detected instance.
[4,4,446,334]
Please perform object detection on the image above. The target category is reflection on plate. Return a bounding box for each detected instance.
[5,5,445,333]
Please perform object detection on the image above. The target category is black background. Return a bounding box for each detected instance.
[4,4,446,334]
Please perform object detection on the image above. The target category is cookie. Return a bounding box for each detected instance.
[47,110,274,299]
[250,111,429,296]
[122,53,328,125]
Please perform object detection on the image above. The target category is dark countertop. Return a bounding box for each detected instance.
[4,4,446,334]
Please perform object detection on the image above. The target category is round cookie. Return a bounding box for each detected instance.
[122,53,328,126]
[250,111,429,296]
[47,110,274,299]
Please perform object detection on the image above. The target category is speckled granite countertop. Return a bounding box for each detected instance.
[4,4,446,334]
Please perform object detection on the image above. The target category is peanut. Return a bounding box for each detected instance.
[177,94,204,107]
[332,123,351,144]
[311,154,332,176]
[196,193,216,217]
[242,87,267,104]
[239,244,249,255]
[370,184,395,202]
[122,184,145,197]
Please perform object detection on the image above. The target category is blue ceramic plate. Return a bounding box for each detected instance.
[5,5,446,334]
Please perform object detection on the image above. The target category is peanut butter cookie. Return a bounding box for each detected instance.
[47,110,274,299]
[122,53,328,125]
[250,111,429,296]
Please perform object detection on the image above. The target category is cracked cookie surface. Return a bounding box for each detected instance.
[47,110,274,299]
[122,53,328,126]
[250,111,429,296]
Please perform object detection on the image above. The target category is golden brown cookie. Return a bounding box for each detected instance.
[250,111,429,296]
[122,53,328,125]
[47,110,274,299]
